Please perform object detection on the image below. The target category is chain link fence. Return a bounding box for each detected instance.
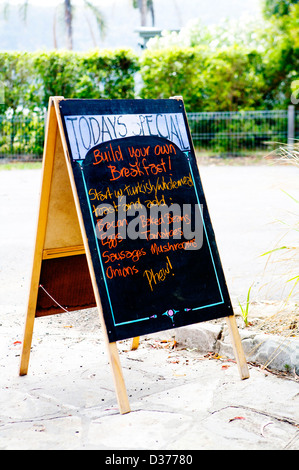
[0,107,297,162]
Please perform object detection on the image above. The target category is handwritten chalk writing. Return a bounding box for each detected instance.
[139,213,191,229]
[106,264,139,279]
[112,197,143,213]
[79,116,92,149]
[144,194,166,208]
[88,174,193,208]
[110,196,166,213]
[93,144,123,166]
[114,188,123,198]
[65,113,190,160]
[100,233,123,249]
[180,204,204,250]
[143,256,173,291]
[150,239,197,255]
[140,226,183,241]
[96,216,127,237]
[102,248,146,264]
[122,174,193,198]
[154,143,175,172]
[93,197,203,249]
[59,99,233,345]
[107,162,143,181]
[185,239,198,249]
[89,186,113,202]
[144,203,186,241]
[92,204,115,217]
[154,143,176,156]
[127,145,150,159]
[108,157,167,181]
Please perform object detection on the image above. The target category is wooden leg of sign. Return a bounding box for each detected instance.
[107,342,131,414]
[19,304,36,376]
[226,315,250,380]
[131,337,140,350]
[20,99,60,376]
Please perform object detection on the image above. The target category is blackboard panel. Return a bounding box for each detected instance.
[60,99,233,342]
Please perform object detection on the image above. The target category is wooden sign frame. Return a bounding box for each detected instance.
[19,96,249,415]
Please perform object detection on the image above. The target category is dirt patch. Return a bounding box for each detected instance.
[246,311,299,337]
[209,301,299,340]
[234,301,299,338]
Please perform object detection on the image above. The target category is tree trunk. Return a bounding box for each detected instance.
[148,0,155,26]
[64,0,73,50]
[53,7,58,49]
[138,0,147,26]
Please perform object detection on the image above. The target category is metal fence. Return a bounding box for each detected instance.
[0,108,298,161]
[0,113,45,162]
[187,108,298,156]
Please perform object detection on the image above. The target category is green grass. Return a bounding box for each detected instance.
[0,162,42,171]
[260,143,299,307]
[238,285,252,327]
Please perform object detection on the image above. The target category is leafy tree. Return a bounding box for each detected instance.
[145,3,299,110]
[0,49,139,155]
[202,48,266,111]
[29,49,138,108]
[260,0,299,106]
[0,49,139,112]
[140,47,209,111]
[262,0,298,18]
[0,52,33,114]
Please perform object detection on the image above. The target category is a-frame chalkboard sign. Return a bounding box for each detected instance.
[20,96,249,414]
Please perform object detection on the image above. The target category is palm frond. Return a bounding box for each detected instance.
[84,0,106,39]
[1,0,29,23]
[19,0,29,23]
[2,2,10,21]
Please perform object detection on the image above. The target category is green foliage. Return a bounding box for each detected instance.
[257,2,299,107]
[260,160,299,307]
[77,49,139,100]
[0,49,138,157]
[202,48,265,112]
[1,3,298,159]
[139,47,208,111]
[0,49,139,113]
[142,6,299,112]
[262,0,298,18]
[0,8,298,116]
[31,51,81,109]
[238,285,252,327]
[139,46,266,112]
[0,113,44,158]
[0,51,33,112]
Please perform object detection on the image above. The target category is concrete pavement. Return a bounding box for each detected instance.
[0,166,298,450]
[0,308,298,450]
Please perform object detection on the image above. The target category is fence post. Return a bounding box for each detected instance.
[288,105,295,152]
